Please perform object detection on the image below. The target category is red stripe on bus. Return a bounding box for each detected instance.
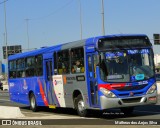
[98,83,126,90]
[38,79,49,106]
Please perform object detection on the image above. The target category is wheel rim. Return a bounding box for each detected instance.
[78,100,85,113]
[31,96,35,108]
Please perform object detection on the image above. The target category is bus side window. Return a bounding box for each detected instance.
[36,55,43,76]
[26,57,36,77]
[9,60,17,79]
[57,50,70,74]
[71,47,84,73]
[54,52,58,74]
[16,59,25,78]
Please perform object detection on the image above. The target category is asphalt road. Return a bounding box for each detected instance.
[0,90,160,126]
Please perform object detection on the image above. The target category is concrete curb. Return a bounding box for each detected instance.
[0,106,25,118]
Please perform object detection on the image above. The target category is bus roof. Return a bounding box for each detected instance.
[8,34,149,61]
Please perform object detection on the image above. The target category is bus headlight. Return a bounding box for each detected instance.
[100,87,117,98]
[146,83,157,94]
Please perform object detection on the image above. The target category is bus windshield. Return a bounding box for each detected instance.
[99,49,154,82]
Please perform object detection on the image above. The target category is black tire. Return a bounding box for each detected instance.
[120,107,134,115]
[29,93,38,112]
[74,95,88,117]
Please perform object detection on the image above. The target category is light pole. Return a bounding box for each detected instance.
[101,0,105,36]
[78,0,83,39]
[4,0,8,59]
[25,19,30,50]
[3,0,8,80]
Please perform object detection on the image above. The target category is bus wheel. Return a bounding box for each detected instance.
[29,93,38,112]
[75,95,88,117]
[120,107,134,115]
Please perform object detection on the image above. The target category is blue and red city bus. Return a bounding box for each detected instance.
[8,34,157,117]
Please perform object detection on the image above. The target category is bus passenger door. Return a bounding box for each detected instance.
[44,59,54,105]
[87,53,99,107]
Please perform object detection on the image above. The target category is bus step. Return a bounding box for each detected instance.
[48,105,56,109]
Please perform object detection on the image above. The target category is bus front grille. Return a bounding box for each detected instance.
[122,97,142,103]
[118,92,144,97]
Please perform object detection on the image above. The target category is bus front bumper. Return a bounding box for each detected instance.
[100,91,157,110]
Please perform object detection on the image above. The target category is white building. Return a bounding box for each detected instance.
[154,54,160,66]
